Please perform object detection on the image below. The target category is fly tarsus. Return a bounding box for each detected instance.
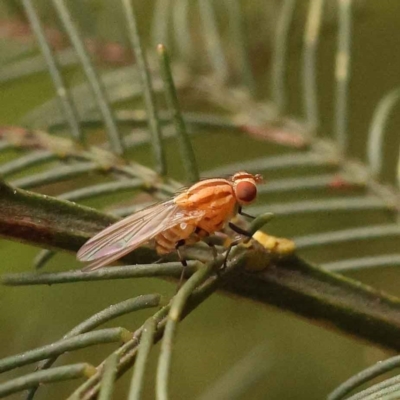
[238,206,256,220]
[175,239,187,266]
[222,239,241,269]
[222,222,253,269]
[228,222,252,238]
[175,239,187,291]
[207,241,218,261]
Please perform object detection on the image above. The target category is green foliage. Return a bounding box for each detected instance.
[1,1,400,399]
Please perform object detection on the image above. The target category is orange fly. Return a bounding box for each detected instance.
[77,171,263,271]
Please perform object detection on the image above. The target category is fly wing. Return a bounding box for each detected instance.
[77,200,204,271]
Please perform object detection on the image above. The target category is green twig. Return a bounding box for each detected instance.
[58,179,143,202]
[0,179,118,252]
[156,262,214,400]
[328,354,400,400]
[252,196,387,218]
[26,294,160,400]
[122,0,166,176]
[344,376,400,400]
[98,353,119,400]
[294,223,400,249]
[198,0,228,82]
[22,0,82,142]
[204,151,338,176]
[324,254,400,273]
[11,161,98,189]
[0,328,130,373]
[0,363,96,398]
[226,0,256,94]
[51,0,124,154]
[151,0,172,50]
[68,295,161,338]
[302,0,324,131]
[2,183,400,351]
[271,0,296,111]
[70,255,246,400]
[34,249,56,269]
[21,65,139,127]
[157,44,199,183]
[172,0,192,60]
[221,254,400,352]
[128,318,156,400]
[3,263,199,286]
[258,174,354,194]
[0,48,79,84]
[366,88,400,180]
[335,0,352,154]
[0,150,55,178]
[53,110,242,137]
[328,356,400,400]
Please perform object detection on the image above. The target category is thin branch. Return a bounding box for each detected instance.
[156,262,214,400]
[21,65,141,127]
[3,263,199,286]
[0,179,117,253]
[221,254,400,351]
[204,151,337,177]
[11,161,98,189]
[0,328,130,373]
[252,196,387,217]
[68,255,248,400]
[226,0,256,93]
[198,0,228,82]
[323,254,400,272]
[271,0,296,111]
[258,173,362,195]
[294,224,400,249]
[128,319,156,400]
[158,43,199,183]
[328,354,400,400]
[122,0,166,176]
[345,376,400,400]
[58,179,143,202]
[172,0,192,61]
[151,0,172,50]
[51,0,124,154]
[2,183,400,351]
[302,0,324,131]
[0,47,79,84]
[0,150,55,178]
[22,0,82,142]
[26,294,160,400]
[98,354,119,400]
[367,88,400,180]
[33,249,56,269]
[0,363,96,398]
[335,0,352,154]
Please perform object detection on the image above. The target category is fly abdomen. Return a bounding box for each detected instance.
[155,222,196,255]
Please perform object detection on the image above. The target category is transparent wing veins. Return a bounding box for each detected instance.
[77,200,204,271]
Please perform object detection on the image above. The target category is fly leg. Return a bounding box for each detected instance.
[222,222,253,269]
[175,239,187,290]
[198,228,217,262]
[229,222,253,238]
[207,242,218,261]
[238,206,256,220]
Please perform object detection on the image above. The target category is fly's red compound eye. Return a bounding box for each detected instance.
[236,181,257,203]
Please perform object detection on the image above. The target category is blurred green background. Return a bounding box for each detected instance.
[1,1,400,399]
